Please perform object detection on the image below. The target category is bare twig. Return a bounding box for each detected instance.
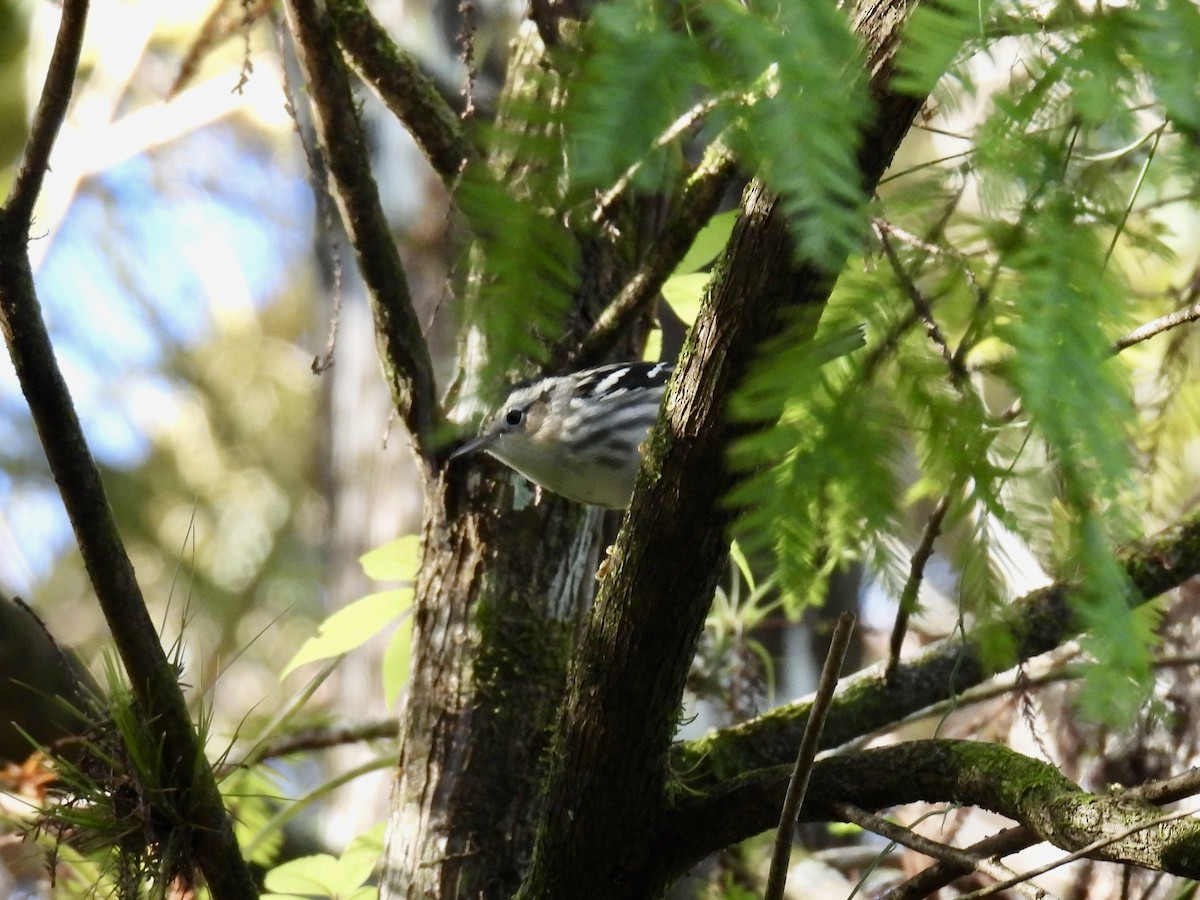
[765,612,856,900]
[592,101,728,226]
[883,763,1200,899]
[274,12,344,375]
[875,224,968,387]
[886,495,951,679]
[1113,302,1200,352]
[221,718,400,774]
[0,3,257,896]
[833,803,1051,900]
[957,807,1199,900]
[283,0,441,462]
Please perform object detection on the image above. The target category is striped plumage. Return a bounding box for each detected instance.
[451,362,672,508]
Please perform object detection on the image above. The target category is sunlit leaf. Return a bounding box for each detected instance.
[360,534,421,581]
[282,589,414,678]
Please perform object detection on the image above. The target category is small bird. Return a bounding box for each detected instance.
[450,361,672,509]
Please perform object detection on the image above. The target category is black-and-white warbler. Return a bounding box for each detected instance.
[450,361,672,509]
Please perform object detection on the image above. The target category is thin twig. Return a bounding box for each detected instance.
[833,803,1051,900]
[274,12,343,374]
[1113,301,1200,352]
[571,144,736,367]
[957,807,1199,900]
[883,762,1200,900]
[886,495,950,679]
[592,99,728,226]
[875,224,968,388]
[221,718,399,774]
[764,612,856,900]
[883,826,1037,900]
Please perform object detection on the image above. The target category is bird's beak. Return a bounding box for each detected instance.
[449,433,496,461]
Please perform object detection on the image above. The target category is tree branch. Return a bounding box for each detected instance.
[327,0,477,181]
[282,0,441,462]
[766,613,855,900]
[0,5,256,896]
[658,739,1200,884]
[3,0,88,226]
[884,763,1200,899]
[831,803,1047,900]
[519,0,930,892]
[674,509,1200,787]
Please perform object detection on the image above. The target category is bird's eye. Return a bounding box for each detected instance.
[504,408,525,427]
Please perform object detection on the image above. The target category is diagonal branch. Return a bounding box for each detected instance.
[674,509,1200,787]
[0,3,257,896]
[658,739,1200,884]
[4,0,88,226]
[831,803,1049,900]
[570,144,737,368]
[327,0,477,181]
[885,760,1200,899]
[282,0,441,462]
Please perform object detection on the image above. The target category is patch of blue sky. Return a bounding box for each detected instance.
[0,121,313,578]
[28,122,312,467]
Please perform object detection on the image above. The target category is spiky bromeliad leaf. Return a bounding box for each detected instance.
[699,0,870,268]
[1003,191,1147,723]
[564,0,701,195]
[455,165,579,374]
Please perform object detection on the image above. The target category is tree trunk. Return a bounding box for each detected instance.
[378,0,925,894]
[381,476,604,897]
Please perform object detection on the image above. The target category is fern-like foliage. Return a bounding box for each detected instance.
[894,0,999,97]
[562,0,870,266]
[698,0,870,265]
[455,161,579,383]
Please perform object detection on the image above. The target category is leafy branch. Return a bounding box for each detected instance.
[676,508,1200,788]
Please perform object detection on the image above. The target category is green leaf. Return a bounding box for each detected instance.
[333,823,386,893]
[262,826,384,898]
[729,320,882,611]
[456,163,578,373]
[660,272,710,326]
[1131,0,1200,132]
[729,539,757,593]
[264,854,342,895]
[894,0,996,96]
[700,0,870,266]
[360,534,421,581]
[282,589,414,678]
[565,0,700,193]
[675,210,737,274]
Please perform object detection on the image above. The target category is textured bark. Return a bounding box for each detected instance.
[657,740,1200,883]
[381,472,603,898]
[516,0,927,894]
[378,21,653,897]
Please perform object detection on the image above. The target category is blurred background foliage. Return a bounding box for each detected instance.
[0,0,481,877]
[2,0,1200,894]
